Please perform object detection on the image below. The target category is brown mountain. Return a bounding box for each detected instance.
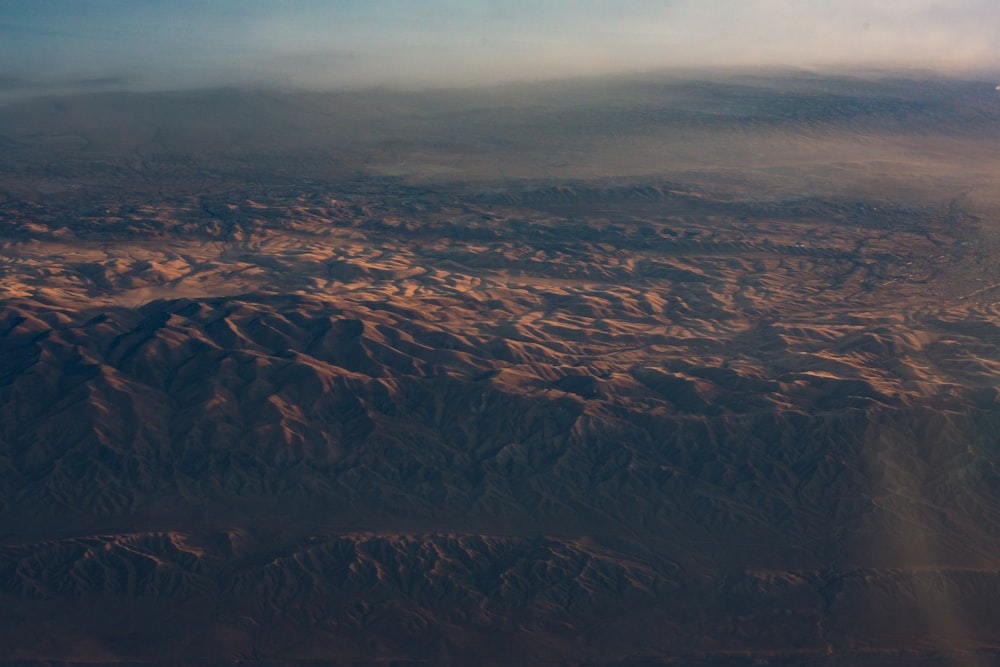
[2,74,1000,665]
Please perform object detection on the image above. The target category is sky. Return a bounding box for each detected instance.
[1,0,999,93]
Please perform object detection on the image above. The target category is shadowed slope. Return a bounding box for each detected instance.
[3,75,1000,664]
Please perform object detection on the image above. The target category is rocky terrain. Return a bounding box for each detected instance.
[2,73,1000,665]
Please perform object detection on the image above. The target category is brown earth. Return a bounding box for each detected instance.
[2,75,1000,665]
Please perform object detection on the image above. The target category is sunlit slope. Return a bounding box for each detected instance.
[2,74,1000,664]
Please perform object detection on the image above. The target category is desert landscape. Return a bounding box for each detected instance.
[2,73,1000,664]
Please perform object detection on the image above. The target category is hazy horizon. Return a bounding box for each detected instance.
[2,0,1000,98]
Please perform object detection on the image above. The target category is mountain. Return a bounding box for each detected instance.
[2,74,1000,665]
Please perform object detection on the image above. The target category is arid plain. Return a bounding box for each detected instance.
[2,73,1000,665]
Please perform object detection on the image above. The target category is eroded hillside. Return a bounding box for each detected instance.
[3,76,1000,665]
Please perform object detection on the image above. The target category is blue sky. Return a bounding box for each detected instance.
[1,1,999,91]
